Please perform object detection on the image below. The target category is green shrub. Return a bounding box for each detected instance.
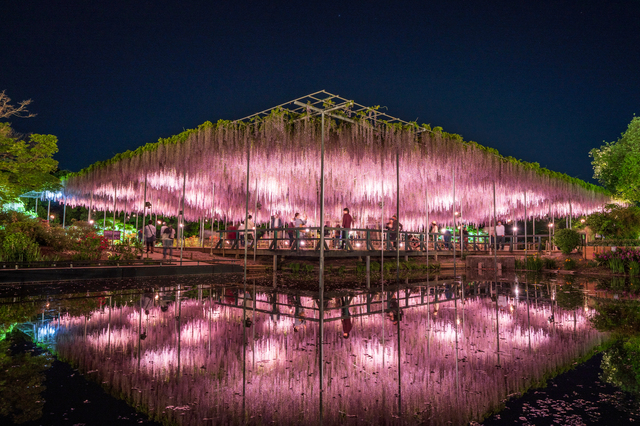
[629,261,640,277]
[609,257,626,274]
[553,229,582,254]
[563,258,578,270]
[542,257,556,269]
[524,255,543,271]
[0,233,41,262]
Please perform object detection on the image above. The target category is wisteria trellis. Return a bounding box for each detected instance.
[62,91,611,227]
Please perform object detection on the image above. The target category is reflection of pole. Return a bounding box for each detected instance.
[177,287,182,377]
[208,285,212,355]
[526,279,531,353]
[138,297,142,370]
[495,285,500,366]
[396,150,400,282]
[454,282,460,397]
[107,295,112,352]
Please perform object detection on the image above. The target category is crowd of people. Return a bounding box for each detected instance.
[194,207,518,251]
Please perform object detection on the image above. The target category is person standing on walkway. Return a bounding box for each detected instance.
[341,207,353,249]
[293,213,307,248]
[270,213,282,247]
[144,219,157,254]
[496,221,506,250]
[161,223,175,260]
[386,215,402,249]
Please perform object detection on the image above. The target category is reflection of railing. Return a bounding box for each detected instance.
[221,285,463,323]
[210,227,554,253]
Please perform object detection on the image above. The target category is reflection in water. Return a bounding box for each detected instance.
[27,279,603,425]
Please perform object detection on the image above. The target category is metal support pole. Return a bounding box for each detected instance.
[62,195,67,228]
[180,171,187,266]
[493,182,498,270]
[211,184,215,255]
[143,175,148,258]
[254,179,258,262]
[88,191,93,222]
[318,112,326,405]
[112,188,117,247]
[524,192,527,256]
[452,168,456,266]
[47,199,51,224]
[569,201,572,229]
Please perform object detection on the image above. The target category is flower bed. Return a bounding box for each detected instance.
[595,248,640,275]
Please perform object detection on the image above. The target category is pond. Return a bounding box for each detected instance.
[0,273,636,425]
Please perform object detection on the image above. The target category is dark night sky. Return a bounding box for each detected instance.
[2,0,639,184]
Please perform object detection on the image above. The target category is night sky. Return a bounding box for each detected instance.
[2,0,639,184]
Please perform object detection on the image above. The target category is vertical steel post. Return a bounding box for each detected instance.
[62,194,67,229]
[112,187,117,247]
[254,179,258,261]
[524,192,528,256]
[88,191,93,222]
[493,181,498,269]
[318,112,326,417]
[180,171,186,266]
[453,168,456,266]
[211,184,215,255]
[143,175,148,258]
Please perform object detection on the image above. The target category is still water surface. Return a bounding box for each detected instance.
[1,274,609,425]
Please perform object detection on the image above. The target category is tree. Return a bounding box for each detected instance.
[586,203,640,239]
[591,116,640,203]
[0,91,35,119]
[0,92,59,206]
[0,123,60,205]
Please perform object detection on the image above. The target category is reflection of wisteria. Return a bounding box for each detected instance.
[52,287,605,425]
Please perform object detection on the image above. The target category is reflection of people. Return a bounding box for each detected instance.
[269,293,280,322]
[290,295,306,332]
[140,292,154,315]
[243,291,254,327]
[225,288,238,305]
[385,296,403,325]
[340,296,353,338]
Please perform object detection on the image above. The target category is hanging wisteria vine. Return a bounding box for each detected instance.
[62,97,611,228]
